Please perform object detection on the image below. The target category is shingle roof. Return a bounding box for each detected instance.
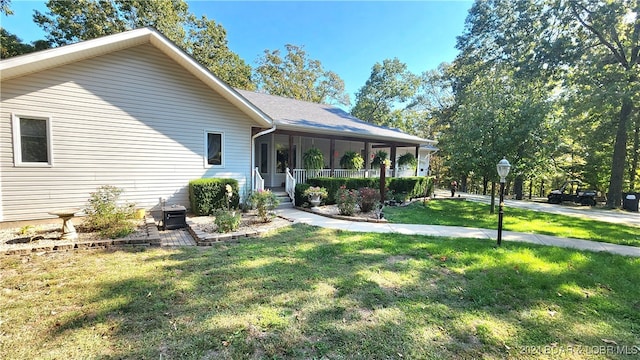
[237,90,434,146]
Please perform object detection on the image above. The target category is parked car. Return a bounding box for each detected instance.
[547,180,597,206]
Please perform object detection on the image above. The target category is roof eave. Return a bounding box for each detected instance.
[275,123,432,146]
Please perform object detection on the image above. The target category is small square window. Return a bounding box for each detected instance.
[205,131,223,167]
[12,115,52,166]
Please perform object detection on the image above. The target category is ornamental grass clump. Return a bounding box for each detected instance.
[249,189,280,222]
[335,186,359,216]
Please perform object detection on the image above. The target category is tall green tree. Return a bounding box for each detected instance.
[1,28,50,58]
[456,0,640,207]
[33,0,254,89]
[351,58,419,128]
[254,44,349,106]
[184,15,254,90]
[443,64,553,191]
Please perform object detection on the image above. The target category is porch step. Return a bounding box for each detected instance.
[268,187,294,209]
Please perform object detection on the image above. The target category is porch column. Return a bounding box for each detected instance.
[390,145,397,177]
[415,145,420,176]
[288,135,294,170]
[330,139,335,176]
[364,141,370,170]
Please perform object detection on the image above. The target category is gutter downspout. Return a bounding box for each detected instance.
[251,125,277,190]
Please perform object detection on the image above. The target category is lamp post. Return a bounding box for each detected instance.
[496,157,511,246]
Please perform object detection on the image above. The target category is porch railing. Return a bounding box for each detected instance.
[292,168,394,184]
[253,167,264,192]
[285,167,296,204]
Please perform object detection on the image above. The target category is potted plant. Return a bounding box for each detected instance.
[303,147,324,178]
[303,186,328,208]
[397,153,417,170]
[339,151,364,170]
[371,150,388,169]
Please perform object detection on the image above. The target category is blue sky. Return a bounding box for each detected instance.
[1,0,473,106]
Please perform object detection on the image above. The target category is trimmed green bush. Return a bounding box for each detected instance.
[294,183,311,206]
[302,176,433,205]
[189,178,239,216]
[387,177,433,200]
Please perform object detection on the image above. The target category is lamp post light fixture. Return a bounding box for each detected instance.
[496,157,511,246]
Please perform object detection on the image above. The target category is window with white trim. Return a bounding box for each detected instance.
[205,131,224,167]
[12,114,53,166]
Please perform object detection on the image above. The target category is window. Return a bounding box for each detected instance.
[12,114,52,166]
[205,131,223,167]
[260,143,268,173]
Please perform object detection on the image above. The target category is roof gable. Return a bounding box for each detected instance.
[0,27,272,128]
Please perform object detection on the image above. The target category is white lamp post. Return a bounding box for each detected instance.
[496,157,511,246]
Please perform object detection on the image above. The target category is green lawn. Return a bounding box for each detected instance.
[2,225,639,359]
[383,201,640,247]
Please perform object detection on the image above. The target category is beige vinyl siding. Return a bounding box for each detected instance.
[0,44,255,221]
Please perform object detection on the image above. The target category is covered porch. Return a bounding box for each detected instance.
[237,89,437,197]
[252,130,437,193]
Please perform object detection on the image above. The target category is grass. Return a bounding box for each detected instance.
[383,201,640,247]
[1,225,639,359]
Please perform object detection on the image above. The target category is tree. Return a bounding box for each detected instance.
[1,0,12,15]
[351,58,419,128]
[455,0,640,207]
[254,44,349,106]
[1,28,50,58]
[33,0,254,89]
[443,64,553,195]
[185,15,254,90]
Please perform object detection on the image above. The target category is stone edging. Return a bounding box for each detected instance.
[294,206,388,223]
[3,217,161,256]
[186,216,295,246]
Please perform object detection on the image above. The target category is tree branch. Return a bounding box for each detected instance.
[570,0,629,68]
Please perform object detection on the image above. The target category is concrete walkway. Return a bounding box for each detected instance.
[276,208,640,257]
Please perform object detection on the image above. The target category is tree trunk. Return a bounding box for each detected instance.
[630,114,639,191]
[606,97,632,208]
[490,181,496,214]
[514,175,524,200]
[482,176,488,195]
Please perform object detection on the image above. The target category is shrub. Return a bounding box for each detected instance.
[387,177,433,200]
[84,185,135,238]
[189,178,239,215]
[308,177,380,204]
[358,187,380,213]
[335,186,359,216]
[249,189,280,222]
[214,210,241,233]
[295,183,311,206]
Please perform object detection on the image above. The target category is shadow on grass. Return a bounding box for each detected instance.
[38,224,640,359]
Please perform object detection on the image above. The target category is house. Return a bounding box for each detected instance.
[0,27,436,222]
